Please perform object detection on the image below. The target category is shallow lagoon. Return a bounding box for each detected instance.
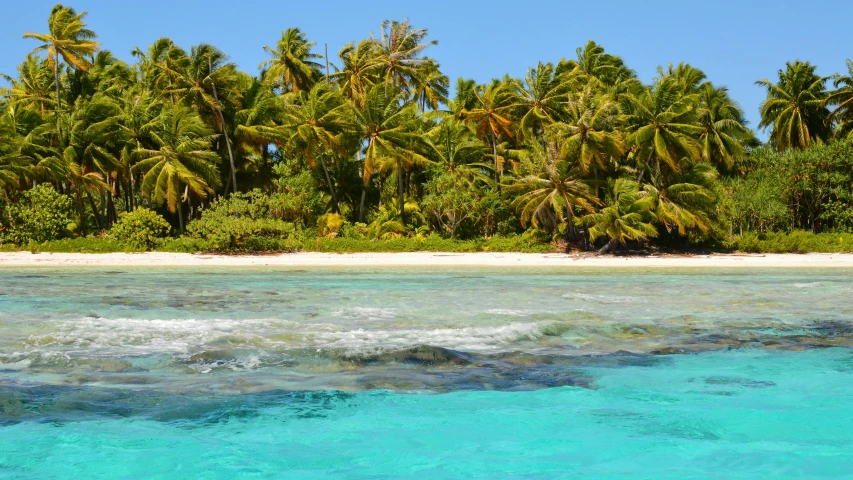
[1,267,852,478]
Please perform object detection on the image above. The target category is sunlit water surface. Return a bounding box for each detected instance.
[1,267,852,478]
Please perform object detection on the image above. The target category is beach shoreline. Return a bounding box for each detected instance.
[0,251,851,267]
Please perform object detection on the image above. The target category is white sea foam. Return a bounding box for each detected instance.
[331,307,399,320]
[792,282,821,288]
[486,309,532,316]
[561,292,646,304]
[24,317,311,355]
[313,322,548,352]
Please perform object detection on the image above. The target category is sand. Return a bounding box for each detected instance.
[0,251,852,267]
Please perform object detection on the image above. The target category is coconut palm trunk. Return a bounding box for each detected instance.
[209,58,238,194]
[490,130,500,190]
[318,156,340,214]
[397,159,406,225]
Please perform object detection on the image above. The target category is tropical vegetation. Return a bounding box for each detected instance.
[3,5,853,253]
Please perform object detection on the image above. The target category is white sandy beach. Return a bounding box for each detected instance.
[0,251,852,267]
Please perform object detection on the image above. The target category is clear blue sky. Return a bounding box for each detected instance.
[3,0,852,135]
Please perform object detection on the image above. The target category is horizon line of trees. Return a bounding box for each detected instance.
[2,4,853,250]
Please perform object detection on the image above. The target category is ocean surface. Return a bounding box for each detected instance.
[1,266,852,479]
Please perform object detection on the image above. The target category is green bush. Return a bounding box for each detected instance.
[110,207,171,250]
[26,237,138,253]
[186,190,297,251]
[1,184,74,245]
[735,231,853,253]
[307,234,556,253]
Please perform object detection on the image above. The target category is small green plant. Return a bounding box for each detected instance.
[110,207,171,250]
[1,184,74,245]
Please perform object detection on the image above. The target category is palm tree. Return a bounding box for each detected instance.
[511,62,569,142]
[261,28,322,94]
[133,106,220,232]
[547,89,623,174]
[697,83,751,170]
[232,75,283,188]
[23,4,99,113]
[561,41,634,89]
[425,117,489,188]
[370,19,437,92]
[131,37,188,99]
[170,44,239,193]
[252,83,351,213]
[461,80,515,185]
[827,59,853,139]
[581,178,658,253]
[410,60,449,111]
[622,77,702,181]
[358,83,430,223]
[510,143,596,241]
[645,159,717,236]
[331,40,380,109]
[757,61,831,150]
[0,55,56,116]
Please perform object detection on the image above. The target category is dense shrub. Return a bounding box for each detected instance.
[1,184,74,245]
[186,189,297,251]
[308,234,556,253]
[735,230,853,253]
[110,207,171,250]
[730,142,853,234]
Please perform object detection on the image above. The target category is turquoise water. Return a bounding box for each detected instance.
[1,267,852,478]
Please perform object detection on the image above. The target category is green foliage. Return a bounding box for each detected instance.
[8,4,853,255]
[309,234,555,253]
[26,237,139,253]
[271,163,329,227]
[317,213,344,236]
[1,184,74,245]
[731,142,853,234]
[735,231,853,253]
[186,189,297,251]
[422,171,480,238]
[582,179,658,252]
[110,207,170,250]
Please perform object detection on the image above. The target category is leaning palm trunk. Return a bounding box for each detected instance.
[598,237,619,254]
[318,157,340,214]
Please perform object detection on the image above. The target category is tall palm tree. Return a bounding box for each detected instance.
[461,80,515,185]
[252,83,351,213]
[622,77,702,181]
[133,106,220,232]
[581,178,658,253]
[0,55,56,116]
[331,40,380,109]
[358,83,430,223]
[131,37,188,99]
[410,60,449,111]
[827,59,853,139]
[261,28,322,94]
[561,41,634,89]
[697,83,751,170]
[547,89,623,174]
[370,19,437,92]
[511,62,569,142]
[170,44,239,193]
[23,4,99,113]
[425,117,489,188]
[756,61,831,151]
[232,74,283,188]
[510,143,596,240]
